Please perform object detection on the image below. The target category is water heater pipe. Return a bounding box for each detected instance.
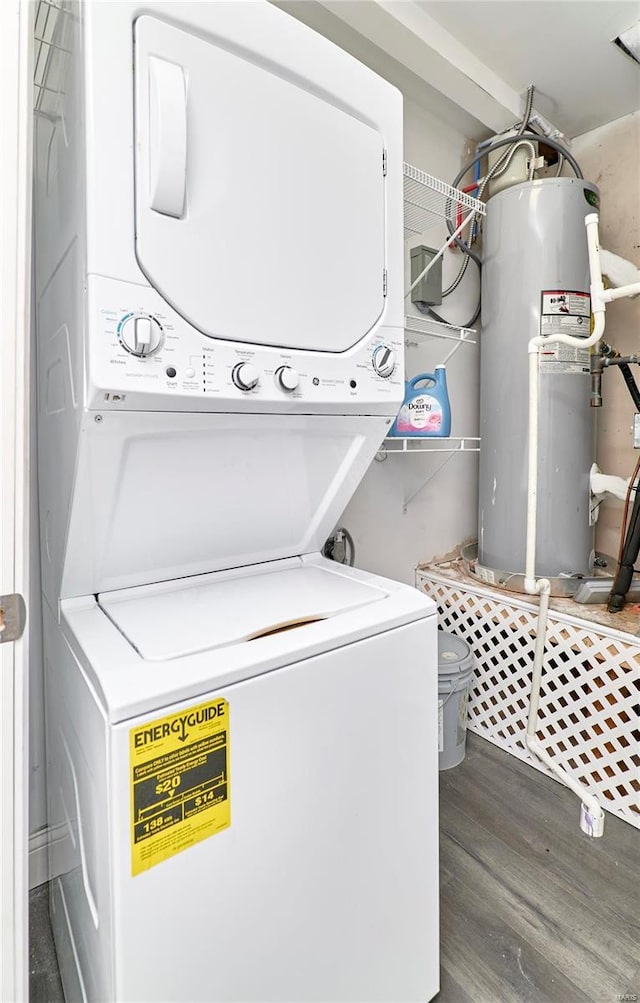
[527,111,568,147]
[604,283,640,302]
[523,213,609,837]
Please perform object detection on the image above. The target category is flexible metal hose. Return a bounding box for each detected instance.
[447,131,583,260]
[442,139,536,298]
[619,362,640,411]
[440,86,538,296]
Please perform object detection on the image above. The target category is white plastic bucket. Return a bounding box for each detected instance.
[437,630,475,770]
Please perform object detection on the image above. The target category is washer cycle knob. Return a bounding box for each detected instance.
[276,366,299,392]
[372,345,396,378]
[232,362,260,391]
[120,315,162,357]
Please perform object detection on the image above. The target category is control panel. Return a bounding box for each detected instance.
[89,276,403,413]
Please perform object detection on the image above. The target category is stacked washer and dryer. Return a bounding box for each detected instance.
[34,3,439,1001]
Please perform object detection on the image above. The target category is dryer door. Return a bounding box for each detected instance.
[134,14,386,354]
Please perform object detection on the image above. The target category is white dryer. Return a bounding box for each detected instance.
[34,2,439,1000]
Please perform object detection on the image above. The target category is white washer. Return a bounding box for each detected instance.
[34,3,440,1000]
[46,558,438,1001]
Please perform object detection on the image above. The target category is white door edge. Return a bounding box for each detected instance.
[0,2,33,1000]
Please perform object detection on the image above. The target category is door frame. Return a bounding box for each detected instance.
[1,2,33,1000]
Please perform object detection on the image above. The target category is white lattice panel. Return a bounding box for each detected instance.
[418,570,640,830]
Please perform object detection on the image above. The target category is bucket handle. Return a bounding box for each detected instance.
[441,686,461,710]
[439,674,471,698]
[439,688,457,709]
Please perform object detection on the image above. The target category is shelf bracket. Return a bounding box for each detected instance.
[397,439,480,511]
[403,451,456,513]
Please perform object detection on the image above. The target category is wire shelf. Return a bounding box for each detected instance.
[405,314,477,345]
[33,0,72,119]
[381,437,480,454]
[403,162,486,238]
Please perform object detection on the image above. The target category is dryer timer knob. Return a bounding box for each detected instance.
[372,345,396,378]
[120,314,162,357]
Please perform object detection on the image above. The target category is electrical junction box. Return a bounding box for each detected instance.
[633,413,640,448]
[410,245,442,307]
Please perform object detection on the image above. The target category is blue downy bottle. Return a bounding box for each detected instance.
[389,366,451,437]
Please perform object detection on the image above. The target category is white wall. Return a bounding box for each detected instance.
[341,100,480,584]
[277,2,482,588]
[572,112,640,561]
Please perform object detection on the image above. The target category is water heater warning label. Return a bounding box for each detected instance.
[541,290,590,318]
[539,290,591,373]
[130,698,230,876]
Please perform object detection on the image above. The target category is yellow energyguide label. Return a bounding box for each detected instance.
[130,698,230,876]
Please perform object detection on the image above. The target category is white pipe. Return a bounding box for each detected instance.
[524,344,605,836]
[522,212,612,837]
[525,584,603,824]
[527,111,568,147]
[523,213,640,837]
[604,282,640,302]
[586,213,606,315]
[524,348,543,596]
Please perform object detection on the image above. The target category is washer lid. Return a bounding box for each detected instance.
[98,560,389,662]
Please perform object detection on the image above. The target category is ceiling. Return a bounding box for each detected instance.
[420,1,640,137]
[275,1,488,137]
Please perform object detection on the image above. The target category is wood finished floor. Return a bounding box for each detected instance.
[436,733,640,1003]
[29,882,64,1003]
[29,733,640,1002]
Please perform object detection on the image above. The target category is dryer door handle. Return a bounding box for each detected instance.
[148,56,187,218]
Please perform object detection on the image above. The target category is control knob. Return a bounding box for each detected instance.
[120,314,162,357]
[276,366,299,392]
[232,362,260,391]
[372,344,396,378]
